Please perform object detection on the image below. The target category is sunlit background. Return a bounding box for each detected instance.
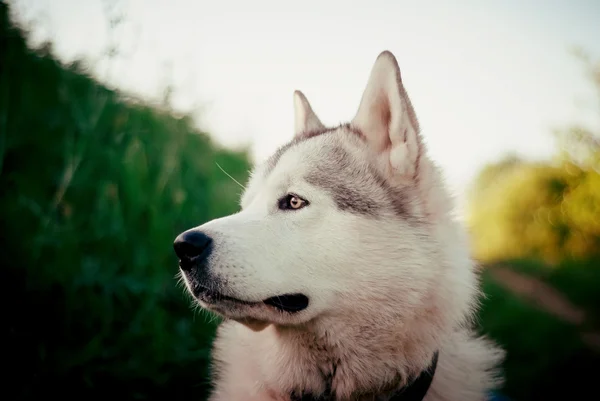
[10,0,600,211]
[2,0,599,400]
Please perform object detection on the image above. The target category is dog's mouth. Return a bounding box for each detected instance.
[197,287,309,314]
[262,294,309,313]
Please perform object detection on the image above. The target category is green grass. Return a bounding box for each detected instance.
[1,3,249,399]
[479,262,600,401]
[494,258,600,325]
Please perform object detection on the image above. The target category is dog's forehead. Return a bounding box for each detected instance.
[274,135,345,178]
[259,126,369,193]
[265,125,363,176]
[241,126,411,217]
[243,134,344,200]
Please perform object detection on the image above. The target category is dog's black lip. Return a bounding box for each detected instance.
[195,287,309,313]
[263,294,309,313]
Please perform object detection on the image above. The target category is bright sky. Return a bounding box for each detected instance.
[10,0,600,213]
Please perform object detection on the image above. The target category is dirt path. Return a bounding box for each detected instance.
[488,265,600,352]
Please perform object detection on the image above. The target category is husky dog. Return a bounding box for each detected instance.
[174,51,504,401]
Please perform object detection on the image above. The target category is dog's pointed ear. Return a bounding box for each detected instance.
[351,51,422,178]
[294,90,325,137]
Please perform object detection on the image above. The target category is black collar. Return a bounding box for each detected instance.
[291,351,439,401]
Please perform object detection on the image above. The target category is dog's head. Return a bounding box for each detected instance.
[174,51,477,332]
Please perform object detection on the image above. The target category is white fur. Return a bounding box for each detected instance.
[294,90,325,135]
[178,51,504,401]
[352,51,419,179]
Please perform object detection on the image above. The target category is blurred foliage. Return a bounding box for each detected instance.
[467,55,600,265]
[470,50,600,400]
[467,157,600,263]
[0,2,251,399]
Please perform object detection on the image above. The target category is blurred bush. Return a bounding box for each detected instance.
[467,156,600,264]
[468,51,600,401]
[0,2,251,399]
[467,58,600,265]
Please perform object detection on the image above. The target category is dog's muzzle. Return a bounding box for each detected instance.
[173,229,310,314]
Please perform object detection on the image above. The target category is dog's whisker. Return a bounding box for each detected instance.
[216,162,246,189]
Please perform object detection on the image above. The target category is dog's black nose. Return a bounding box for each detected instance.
[173,231,213,268]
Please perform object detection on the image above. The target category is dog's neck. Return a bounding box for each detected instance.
[264,316,441,401]
[289,351,439,401]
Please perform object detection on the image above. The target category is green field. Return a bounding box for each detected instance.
[479,259,600,400]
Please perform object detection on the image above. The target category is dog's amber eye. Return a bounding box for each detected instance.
[279,194,308,211]
[289,196,304,209]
